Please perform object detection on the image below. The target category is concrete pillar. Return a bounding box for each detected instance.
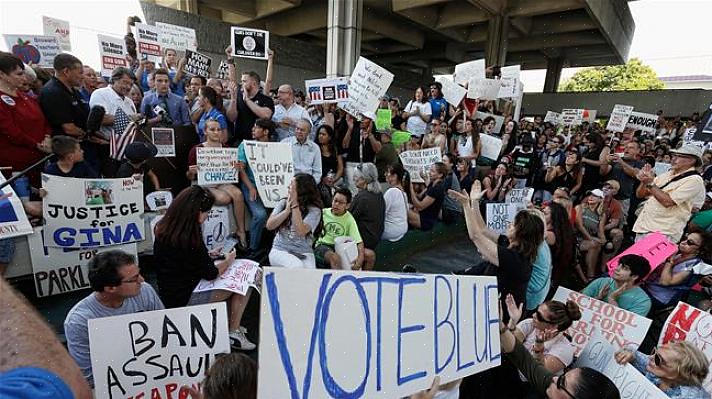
[543,57,564,93]
[485,14,508,67]
[326,0,362,78]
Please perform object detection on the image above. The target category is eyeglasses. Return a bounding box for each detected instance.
[120,274,142,284]
[556,368,577,399]
[651,347,681,374]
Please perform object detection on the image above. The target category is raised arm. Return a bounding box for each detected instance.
[448,181,501,265]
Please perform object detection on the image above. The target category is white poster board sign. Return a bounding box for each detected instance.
[0,174,33,239]
[561,109,584,126]
[606,104,634,133]
[230,27,269,60]
[42,16,71,51]
[342,56,394,118]
[151,128,175,157]
[42,175,145,248]
[453,59,485,87]
[155,22,197,52]
[135,23,161,63]
[196,147,239,186]
[3,34,61,67]
[497,65,521,98]
[435,76,466,106]
[243,141,294,208]
[659,302,712,395]
[575,332,667,398]
[97,34,127,77]
[304,77,350,105]
[478,133,503,161]
[145,190,173,211]
[89,303,230,399]
[475,111,505,135]
[467,78,502,100]
[626,111,658,134]
[544,111,561,125]
[194,259,261,296]
[553,286,651,356]
[399,147,442,184]
[29,227,137,297]
[259,268,501,398]
[202,205,231,251]
[486,202,523,234]
[505,188,534,205]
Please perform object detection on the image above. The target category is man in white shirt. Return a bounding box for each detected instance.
[272,84,311,141]
[89,67,138,140]
[281,118,322,183]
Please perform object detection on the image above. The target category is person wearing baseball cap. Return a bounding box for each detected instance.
[633,143,706,242]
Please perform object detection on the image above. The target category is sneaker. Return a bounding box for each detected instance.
[229,327,256,351]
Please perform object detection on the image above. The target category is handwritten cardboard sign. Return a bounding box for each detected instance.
[42,175,145,248]
[544,111,561,125]
[89,303,230,399]
[435,76,466,106]
[553,287,651,356]
[305,77,350,105]
[505,188,534,205]
[453,59,485,87]
[497,65,521,99]
[135,23,161,63]
[97,34,127,77]
[606,232,677,276]
[183,49,211,79]
[259,268,501,398]
[561,109,584,126]
[399,148,442,184]
[0,174,33,239]
[659,302,712,395]
[197,147,239,186]
[626,111,658,134]
[607,104,635,133]
[486,202,524,234]
[243,141,294,208]
[194,259,260,296]
[479,133,503,161]
[342,57,394,119]
[467,78,502,100]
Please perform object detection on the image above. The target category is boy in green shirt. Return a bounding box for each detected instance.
[581,254,652,317]
[315,188,365,270]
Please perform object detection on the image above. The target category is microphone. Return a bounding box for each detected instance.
[152,104,173,126]
[86,105,105,138]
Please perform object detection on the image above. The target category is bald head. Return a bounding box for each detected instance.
[278,84,294,106]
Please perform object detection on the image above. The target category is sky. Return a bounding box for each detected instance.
[1,0,711,92]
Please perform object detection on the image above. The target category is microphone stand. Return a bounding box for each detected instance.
[0,153,55,191]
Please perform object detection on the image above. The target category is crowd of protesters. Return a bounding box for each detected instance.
[3,15,712,399]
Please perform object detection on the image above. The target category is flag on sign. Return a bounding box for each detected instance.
[309,86,322,102]
[337,84,348,99]
[109,108,137,160]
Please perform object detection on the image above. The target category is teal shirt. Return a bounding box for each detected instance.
[237,141,255,185]
[581,277,651,317]
[526,242,552,310]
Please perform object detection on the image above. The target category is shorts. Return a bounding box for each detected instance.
[187,290,213,306]
[314,243,335,265]
[0,238,16,264]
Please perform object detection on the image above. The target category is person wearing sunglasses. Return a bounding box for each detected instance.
[499,313,620,399]
[615,342,709,398]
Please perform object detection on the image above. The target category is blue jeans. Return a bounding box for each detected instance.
[240,184,267,251]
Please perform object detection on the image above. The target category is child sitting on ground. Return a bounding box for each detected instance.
[314,188,365,270]
[44,135,98,178]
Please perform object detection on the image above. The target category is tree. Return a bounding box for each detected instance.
[559,58,664,92]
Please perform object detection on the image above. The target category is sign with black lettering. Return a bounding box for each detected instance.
[134,23,161,63]
[89,303,230,399]
[215,60,229,80]
[196,147,239,186]
[29,227,137,297]
[243,141,294,208]
[230,27,268,60]
[42,174,145,248]
[486,203,523,234]
[625,111,658,134]
[183,49,211,79]
[97,34,127,77]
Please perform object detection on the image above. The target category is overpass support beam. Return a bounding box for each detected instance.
[326,0,362,78]
[543,56,564,93]
[485,14,509,67]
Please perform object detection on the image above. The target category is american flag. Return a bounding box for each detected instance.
[337,84,349,99]
[109,107,137,160]
[309,86,322,101]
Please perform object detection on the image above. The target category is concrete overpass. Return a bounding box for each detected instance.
[146,0,635,92]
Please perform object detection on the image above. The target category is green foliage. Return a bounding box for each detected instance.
[559,58,664,92]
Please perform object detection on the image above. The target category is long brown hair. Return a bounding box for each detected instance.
[544,299,582,332]
[201,353,257,399]
[154,186,214,249]
[511,210,544,264]
[280,173,324,238]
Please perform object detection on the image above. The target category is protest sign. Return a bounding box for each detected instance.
[475,111,505,134]
[399,148,442,183]
[606,104,635,133]
[659,302,712,394]
[561,109,584,126]
[90,303,230,399]
[486,203,523,234]
[505,188,534,205]
[544,111,561,125]
[202,205,230,251]
[135,23,161,63]
[575,332,667,398]
[194,259,260,296]
[305,77,350,105]
[231,26,268,60]
[467,78,502,100]
[259,268,501,398]
[42,16,70,51]
[196,147,239,186]
[376,109,392,131]
[553,287,651,355]
[0,174,33,239]
[243,141,294,208]
[155,22,197,52]
[583,109,597,123]
[479,133,503,161]
[42,174,145,248]
[626,111,658,134]
[145,190,172,211]
[28,227,137,297]
[151,127,175,157]
[342,57,394,118]
[653,162,671,176]
[97,34,127,77]
[606,232,677,276]
[215,59,229,79]
[435,76,467,106]
[183,49,211,78]
[693,108,712,142]
[391,130,411,147]
[453,59,485,87]
[497,65,521,98]
[3,34,60,67]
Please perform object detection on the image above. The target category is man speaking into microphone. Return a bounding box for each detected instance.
[140,68,190,127]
